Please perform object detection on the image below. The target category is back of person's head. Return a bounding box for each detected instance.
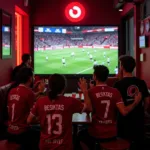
[93,65,109,82]
[16,67,33,84]
[119,55,136,73]
[48,74,66,100]
[22,54,31,64]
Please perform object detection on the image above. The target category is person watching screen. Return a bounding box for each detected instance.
[78,65,142,150]
[7,67,39,150]
[11,54,32,82]
[27,74,92,150]
[114,55,150,150]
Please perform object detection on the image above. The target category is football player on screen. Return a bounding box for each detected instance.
[93,59,98,66]
[107,57,110,66]
[103,52,106,58]
[62,57,66,66]
[71,52,75,57]
[89,54,93,61]
[46,56,48,61]
[101,62,105,65]
[114,66,118,75]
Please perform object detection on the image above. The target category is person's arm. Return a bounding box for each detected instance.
[140,80,150,112]
[26,91,38,124]
[144,97,150,118]
[117,92,142,116]
[78,78,93,112]
[27,112,36,124]
[27,100,38,124]
[145,97,150,112]
[34,81,46,99]
[27,91,36,109]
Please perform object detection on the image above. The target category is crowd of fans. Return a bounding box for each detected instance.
[0,53,149,150]
[2,32,10,46]
[34,32,118,48]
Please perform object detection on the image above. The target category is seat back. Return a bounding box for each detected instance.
[0,83,13,140]
[80,141,89,150]
[0,83,12,126]
[100,138,130,150]
[0,140,20,150]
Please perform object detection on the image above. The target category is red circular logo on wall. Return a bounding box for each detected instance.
[65,2,85,22]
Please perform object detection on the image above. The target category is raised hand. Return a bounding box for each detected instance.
[78,78,88,93]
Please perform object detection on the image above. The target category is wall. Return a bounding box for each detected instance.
[31,0,121,25]
[121,2,150,88]
[140,17,150,87]
[120,3,141,78]
[30,0,121,90]
[0,0,29,86]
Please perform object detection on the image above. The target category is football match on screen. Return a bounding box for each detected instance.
[34,26,118,75]
[2,26,11,56]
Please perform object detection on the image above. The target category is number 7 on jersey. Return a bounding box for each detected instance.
[101,100,110,118]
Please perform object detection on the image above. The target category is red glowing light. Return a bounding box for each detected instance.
[65,2,85,22]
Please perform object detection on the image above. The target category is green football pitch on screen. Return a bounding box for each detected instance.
[34,48,118,75]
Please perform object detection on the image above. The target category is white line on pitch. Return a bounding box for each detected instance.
[77,67,93,74]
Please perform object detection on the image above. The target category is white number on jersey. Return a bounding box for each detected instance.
[46,114,62,135]
[11,103,15,121]
[101,100,110,118]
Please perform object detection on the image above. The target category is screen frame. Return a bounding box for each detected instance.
[0,9,12,59]
[139,35,148,48]
[32,25,120,78]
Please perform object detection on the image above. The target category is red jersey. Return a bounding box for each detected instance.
[7,85,35,134]
[31,95,84,150]
[88,85,123,139]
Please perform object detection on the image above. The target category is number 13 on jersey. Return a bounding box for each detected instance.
[46,114,62,135]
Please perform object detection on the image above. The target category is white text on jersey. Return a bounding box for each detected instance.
[96,92,113,98]
[44,105,64,111]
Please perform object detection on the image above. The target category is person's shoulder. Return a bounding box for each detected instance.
[13,65,19,70]
[134,77,145,82]
[20,86,34,96]
[114,78,128,87]
[61,95,74,101]
[106,86,119,93]
[140,79,147,85]
[37,96,48,103]
[9,86,17,94]
[137,78,148,87]
[26,87,34,94]
[60,95,79,105]
[15,63,26,69]
[115,78,125,84]
[131,77,146,84]
[89,86,98,92]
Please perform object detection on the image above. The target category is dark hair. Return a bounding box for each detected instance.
[16,67,33,84]
[48,74,66,100]
[119,55,136,73]
[93,65,109,82]
[22,54,31,63]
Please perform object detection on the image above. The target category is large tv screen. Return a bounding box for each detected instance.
[2,26,11,56]
[33,26,118,75]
